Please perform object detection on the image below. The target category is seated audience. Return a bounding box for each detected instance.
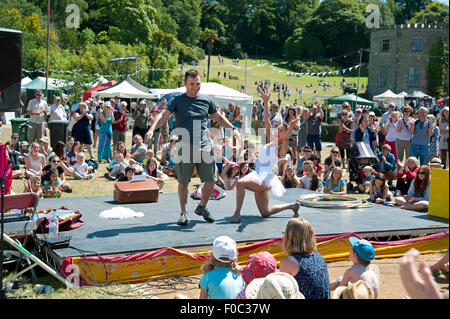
[22,175,43,197]
[279,164,300,189]
[25,142,45,178]
[374,144,396,184]
[322,146,342,181]
[73,152,94,180]
[323,167,346,195]
[368,173,393,206]
[42,168,63,198]
[298,160,321,192]
[356,166,375,194]
[394,165,430,212]
[145,158,168,193]
[395,157,419,196]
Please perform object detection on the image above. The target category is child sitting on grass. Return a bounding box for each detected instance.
[356,166,375,194]
[73,152,93,180]
[330,236,379,298]
[323,167,346,195]
[42,168,63,198]
[368,173,393,205]
[105,151,129,181]
[198,236,245,299]
[23,176,43,197]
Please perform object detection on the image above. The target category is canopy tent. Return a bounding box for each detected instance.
[373,89,405,108]
[83,80,117,100]
[96,77,154,99]
[157,82,254,134]
[436,97,448,106]
[22,76,60,94]
[398,91,408,97]
[408,91,431,99]
[327,94,374,109]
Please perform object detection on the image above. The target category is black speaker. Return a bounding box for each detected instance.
[0,27,23,112]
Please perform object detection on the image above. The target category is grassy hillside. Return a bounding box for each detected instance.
[186,55,368,105]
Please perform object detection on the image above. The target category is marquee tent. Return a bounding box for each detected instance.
[373,89,405,107]
[83,80,117,100]
[22,76,59,93]
[96,77,154,99]
[155,82,254,133]
[327,94,374,109]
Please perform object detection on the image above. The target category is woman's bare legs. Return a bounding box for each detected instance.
[230,176,299,223]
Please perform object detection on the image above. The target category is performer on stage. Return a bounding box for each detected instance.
[229,90,300,223]
[145,69,239,226]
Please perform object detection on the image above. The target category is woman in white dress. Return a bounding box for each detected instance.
[229,90,300,223]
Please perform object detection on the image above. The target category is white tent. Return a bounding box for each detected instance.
[151,82,253,133]
[398,91,408,97]
[373,89,404,107]
[96,78,154,99]
[409,91,431,99]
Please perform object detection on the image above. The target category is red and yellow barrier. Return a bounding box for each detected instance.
[60,232,449,286]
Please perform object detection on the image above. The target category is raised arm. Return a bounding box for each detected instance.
[258,89,272,144]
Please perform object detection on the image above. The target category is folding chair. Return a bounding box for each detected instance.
[1,193,77,289]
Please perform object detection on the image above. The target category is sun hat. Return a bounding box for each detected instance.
[332,280,375,299]
[139,99,147,105]
[39,136,50,144]
[212,236,237,263]
[349,237,375,262]
[241,251,278,286]
[245,272,305,299]
[55,96,61,100]
[429,158,443,168]
[369,111,375,116]
[228,162,239,169]
[105,101,112,107]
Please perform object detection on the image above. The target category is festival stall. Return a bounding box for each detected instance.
[95,76,154,99]
[83,80,117,100]
[373,89,405,108]
[326,94,374,123]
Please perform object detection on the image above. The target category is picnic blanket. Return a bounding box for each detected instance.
[28,206,84,233]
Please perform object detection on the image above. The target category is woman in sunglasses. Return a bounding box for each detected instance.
[394,165,430,212]
[323,146,342,181]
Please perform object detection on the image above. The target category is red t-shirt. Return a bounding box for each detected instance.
[113,110,128,132]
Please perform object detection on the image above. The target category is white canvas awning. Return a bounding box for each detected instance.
[373,89,404,107]
[96,78,154,99]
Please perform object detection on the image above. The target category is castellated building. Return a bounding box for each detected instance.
[367,23,449,99]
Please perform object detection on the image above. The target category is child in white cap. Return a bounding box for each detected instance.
[198,236,245,299]
[330,236,379,298]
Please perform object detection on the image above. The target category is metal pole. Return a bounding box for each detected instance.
[45,0,50,100]
[355,49,363,111]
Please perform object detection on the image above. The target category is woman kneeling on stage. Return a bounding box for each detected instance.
[229,90,300,223]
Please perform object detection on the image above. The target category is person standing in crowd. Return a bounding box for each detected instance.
[26,90,49,144]
[284,106,299,163]
[305,102,324,158]
[97,101,113,163]
[147,107,162,156]
[49,96,67,121]
[428,114,440,163]
[132,100,149,140]
[438,106,449,169]
[409,107,433,166]
[382,111,399,164]
[112,101,128,147]
[395,106,413,170]
[336,109,353,170]
[379,102,396,146]
[145,69,238,226]
[158,98,170,146]
[71,102,95,159]
[354,115,377,153]
[297,107,308,155]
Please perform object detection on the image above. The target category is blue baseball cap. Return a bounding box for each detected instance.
[349,237,375,262]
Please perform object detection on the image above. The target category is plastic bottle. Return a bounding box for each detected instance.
[48,212,59,238]
[33,284,55,295]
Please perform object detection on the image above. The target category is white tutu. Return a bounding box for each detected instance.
[246,171,286,197]
[99,207,144,219]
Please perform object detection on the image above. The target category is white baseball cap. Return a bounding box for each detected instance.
[212,236,237,262]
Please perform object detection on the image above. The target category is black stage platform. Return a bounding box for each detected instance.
[36,189,448,260]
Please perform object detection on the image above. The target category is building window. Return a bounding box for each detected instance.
[411,37,423,51]
[378,69,387,87]
[409,67,420,87]
[381,39,390,52]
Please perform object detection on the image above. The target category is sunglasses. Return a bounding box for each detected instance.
[331,151,339,154]
[52,160,59,163]
[418,171,425,175]
[36,94,42,96]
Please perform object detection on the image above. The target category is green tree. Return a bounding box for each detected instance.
[426,36,449,99]
[408,2,449,25]
[201,28,219,82]
[394,0,432,21]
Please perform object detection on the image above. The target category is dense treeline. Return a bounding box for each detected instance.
[0,0,448,93]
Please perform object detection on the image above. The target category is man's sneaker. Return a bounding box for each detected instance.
[195,205,215,223]
[177,212,190,226]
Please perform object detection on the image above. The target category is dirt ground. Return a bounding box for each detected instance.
[130,253,449,299]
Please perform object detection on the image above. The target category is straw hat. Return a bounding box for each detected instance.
[39,136,50,144]
[332,280,375,299]
[245,272,305,299]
